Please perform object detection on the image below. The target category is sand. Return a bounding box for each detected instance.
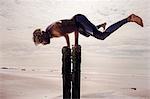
[0,68,150,99]
[0,0,150,99]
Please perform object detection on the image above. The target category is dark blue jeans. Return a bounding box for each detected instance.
[73,14,128,40]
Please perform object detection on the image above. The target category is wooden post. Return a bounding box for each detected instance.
[62,46,71,99]
[72,45,81,99]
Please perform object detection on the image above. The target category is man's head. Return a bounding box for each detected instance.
[33,29,50,45]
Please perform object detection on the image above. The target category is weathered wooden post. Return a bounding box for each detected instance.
[62,46,71,99]
[72,45,81,99]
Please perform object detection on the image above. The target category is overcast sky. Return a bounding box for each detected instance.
[0,0,150,73]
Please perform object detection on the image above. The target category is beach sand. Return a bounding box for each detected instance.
[0,0,150,99]
[0,67,150,99]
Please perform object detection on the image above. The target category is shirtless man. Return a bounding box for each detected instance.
[33,14,143,47]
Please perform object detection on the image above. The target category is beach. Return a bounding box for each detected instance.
[0,0,150,99]
[1,66,150,99]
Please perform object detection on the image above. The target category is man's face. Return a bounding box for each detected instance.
[41,31,50,45]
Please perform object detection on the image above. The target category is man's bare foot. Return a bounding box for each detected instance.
[101,22,107,30]
[127,14,144,27]
[97,22,107,30]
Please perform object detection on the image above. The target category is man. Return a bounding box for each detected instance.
[33,14,143,47]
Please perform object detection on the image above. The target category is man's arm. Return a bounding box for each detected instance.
[64,34,70,48]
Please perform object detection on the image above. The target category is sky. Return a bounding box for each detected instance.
[0,0,150,74]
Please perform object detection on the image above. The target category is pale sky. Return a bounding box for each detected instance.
[0,0,150,74]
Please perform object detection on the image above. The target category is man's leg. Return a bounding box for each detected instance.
[74,14,97,37]
[78,22,107,37]
[92,14,143,40]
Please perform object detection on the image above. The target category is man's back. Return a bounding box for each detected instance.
[46,19,77,37]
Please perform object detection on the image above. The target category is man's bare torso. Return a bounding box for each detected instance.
[46,19,77,37]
